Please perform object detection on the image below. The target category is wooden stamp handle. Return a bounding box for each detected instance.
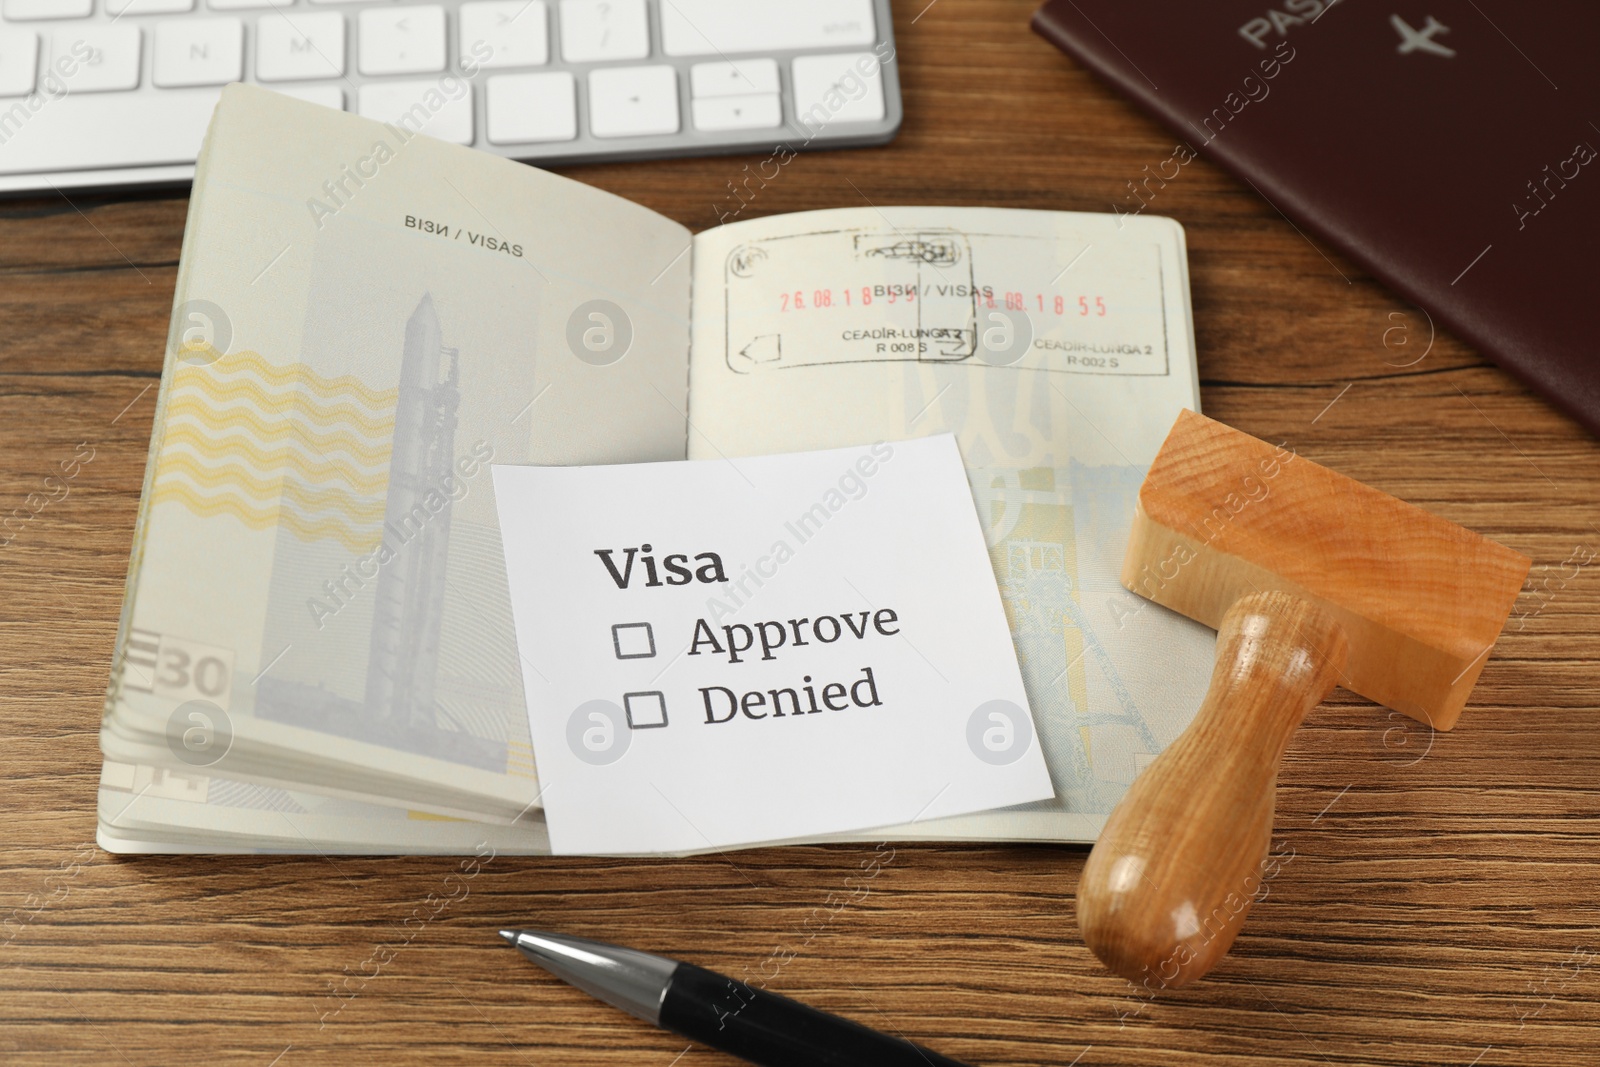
[1076,590,1349,989]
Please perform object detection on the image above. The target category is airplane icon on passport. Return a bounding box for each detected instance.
[1391,14,1456,57]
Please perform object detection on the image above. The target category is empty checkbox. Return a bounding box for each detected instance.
[612,622,656,660]
[624,691,668,730]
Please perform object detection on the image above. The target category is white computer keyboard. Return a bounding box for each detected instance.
[0,0,900,193]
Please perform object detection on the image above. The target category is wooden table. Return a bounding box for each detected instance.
[4,2,1598,1063]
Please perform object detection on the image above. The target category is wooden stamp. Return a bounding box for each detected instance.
[1077,410,1531,988]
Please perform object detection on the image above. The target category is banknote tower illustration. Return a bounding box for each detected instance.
[364,295,460,740]
[255,295,505,770]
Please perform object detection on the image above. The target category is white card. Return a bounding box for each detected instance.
[492,434,1053,854]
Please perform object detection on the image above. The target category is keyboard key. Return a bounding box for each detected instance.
[52,25,142,93]
[0,30,39,97]
[559,0,647,63]
[359,6,447,76]
[791,51,885,128]
[587,64,677,138]
[3,0,91,20]
[461,0,548,69]
[257,12,345,82]
[107,0,194,15]
[690,58,778,99]
[662,0,874,57]
[486,70,574,143]
[208,0,280,8]
[358,79,473,143]
[692,92,779,131]
[267,84,344,110]
[154,19,243,87]
[0,87,219,174]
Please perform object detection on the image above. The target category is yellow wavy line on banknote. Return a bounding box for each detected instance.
[174,346,399,409]
[169,367,399,436]
[163,397,393,467]
[155,452,388,524]
[159,424,390,494]
[149,479,382,553]
[505,742,537,778]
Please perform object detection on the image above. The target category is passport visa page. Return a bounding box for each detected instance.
[101,85,1210,851]
[686,207,1213,843]
[100,84,694,844]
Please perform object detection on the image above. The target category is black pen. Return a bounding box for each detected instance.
[500,929,975,1067]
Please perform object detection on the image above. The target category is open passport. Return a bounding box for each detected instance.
[98,84,1213,853]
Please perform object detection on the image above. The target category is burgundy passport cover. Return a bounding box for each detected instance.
[1033,1,1600,434]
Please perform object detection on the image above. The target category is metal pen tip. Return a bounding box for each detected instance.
[492,928,677,1025]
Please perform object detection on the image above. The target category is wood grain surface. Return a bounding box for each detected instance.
[3,2,1598,1064]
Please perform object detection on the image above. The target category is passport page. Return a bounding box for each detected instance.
[100,85,693,826]
[687,206,1215,842]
